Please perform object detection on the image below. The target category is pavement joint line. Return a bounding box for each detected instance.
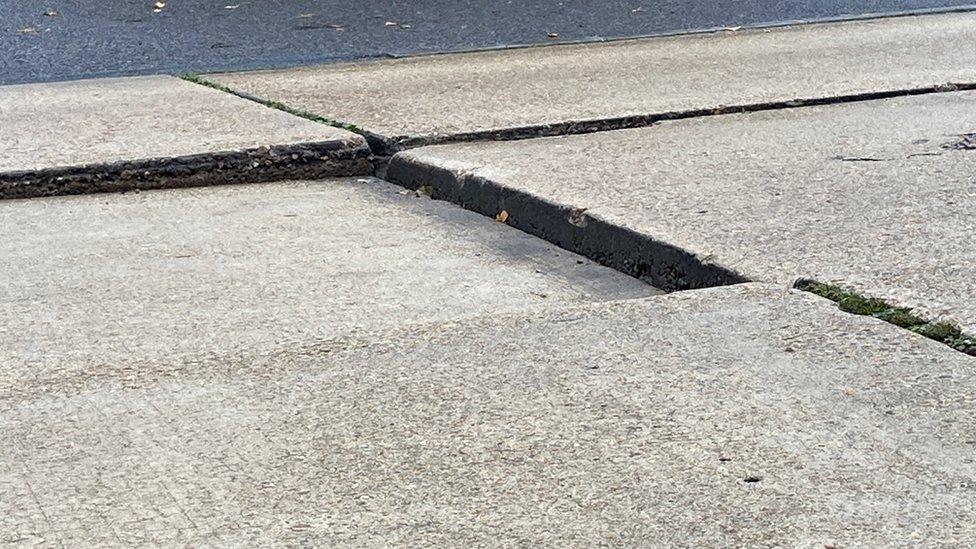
[179,73,398,157]
[0,141,373,200]
[795,279,976,357]
[391,82,976,149]
[192,69,976,157]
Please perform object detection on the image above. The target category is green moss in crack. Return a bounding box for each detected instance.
[795,279,976,356]
[177,73,362,134]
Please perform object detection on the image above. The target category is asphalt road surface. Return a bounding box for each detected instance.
[3,0,975,85]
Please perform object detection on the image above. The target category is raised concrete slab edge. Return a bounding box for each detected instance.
[0,76,372,199]
[386,91,976,347]
[390,154,748,292]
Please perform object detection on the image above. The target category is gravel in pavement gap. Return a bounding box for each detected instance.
[206,11,976,152]
[0,75,371,199]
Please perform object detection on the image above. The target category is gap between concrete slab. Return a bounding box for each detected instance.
[0,141,371,200]
[795,279,976,357]
[392,82,976,150]
[186,71,976,162]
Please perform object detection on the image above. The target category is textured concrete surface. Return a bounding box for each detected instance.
[0,76,370,197]
[3,284,975,546]
[389,91,976,333]
[0,178,655,390]
[5,1,976,85]
[209,12,976,144]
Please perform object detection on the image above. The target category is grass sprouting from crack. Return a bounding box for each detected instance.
[178,73,362,134]
[795,279,976,356]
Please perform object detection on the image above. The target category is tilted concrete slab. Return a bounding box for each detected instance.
[208,12,976,148]
[388,91,976,334]
[0,76,371,199]
[3,284,975,546]
[0,178,655,390]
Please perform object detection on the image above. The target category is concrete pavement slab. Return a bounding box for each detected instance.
[0,178,655,395]
[389,90,976,334]
[0,76,371,199]
[3,284,975,545]
[208,12,976,149]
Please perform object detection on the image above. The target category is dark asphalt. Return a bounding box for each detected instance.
[3,1,975,85]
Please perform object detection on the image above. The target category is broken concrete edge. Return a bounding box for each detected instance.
[179,73,400,157]
[386,153,749,292]
[795,279,976,357]
[392,81,976,149]
[0,141,372,200]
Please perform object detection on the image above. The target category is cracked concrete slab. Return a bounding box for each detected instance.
[207,12,976,146]
[389,90,976,334]
[0,76,371,198]
[0,178,655,393]
[3,284,975,546]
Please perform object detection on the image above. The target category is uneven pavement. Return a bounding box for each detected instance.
[389,91,976,334]
[0,178,653,379]
[4,9,976,548]
[208,11,976,150]
[4,284,975,546]
[0,76,370,199]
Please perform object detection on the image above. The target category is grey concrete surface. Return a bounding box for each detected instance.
[0,76,371,198]
[0,178,655,392]
[3,283,975,546]
[209,12,976,145]
[5,0,976,85]
[389,91,976,334]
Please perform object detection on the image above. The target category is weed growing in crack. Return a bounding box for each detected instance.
[178,73,361,133]
[795,279,976,356]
